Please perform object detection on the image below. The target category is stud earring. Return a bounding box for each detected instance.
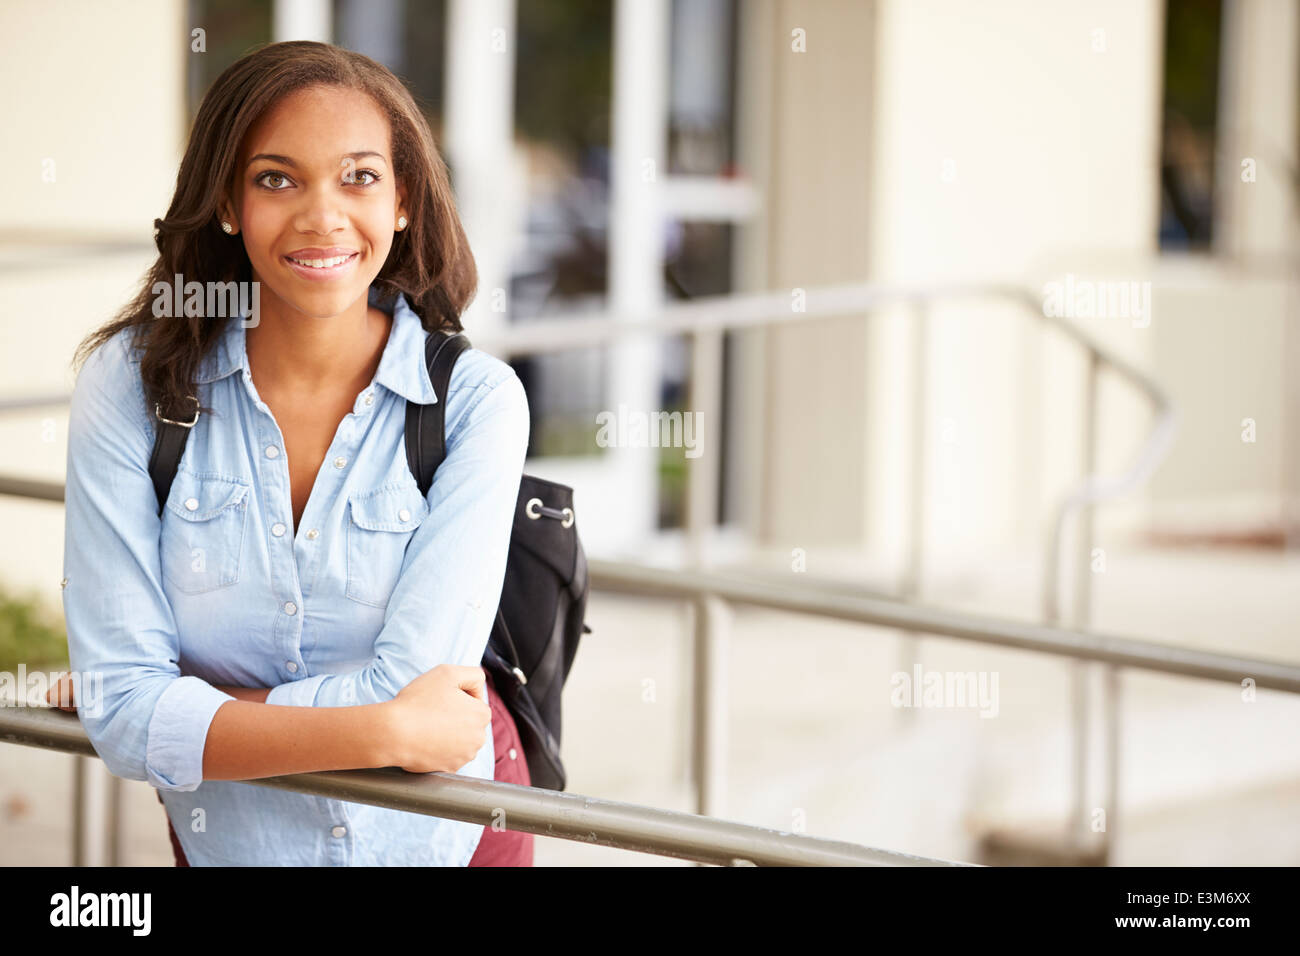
[396,216,407,230]
[221,220,234,234]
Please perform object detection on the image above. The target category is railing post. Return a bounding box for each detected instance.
[71,756,84,866]
[1069,351,1101,851]
[692,593,729,822]
[71,754,108,866]
[1104,662,1120,858]
[686,326,725,566]
[898,300,929,724]
[686,320,728,846]
[108,774,123,866]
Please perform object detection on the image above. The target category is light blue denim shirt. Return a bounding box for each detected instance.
[61,286,530,866]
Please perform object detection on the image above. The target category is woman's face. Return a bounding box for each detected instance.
[223,84,408,320]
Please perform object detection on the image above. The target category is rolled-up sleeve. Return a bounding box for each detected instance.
[265,368,530,709]
[61,331,234,791]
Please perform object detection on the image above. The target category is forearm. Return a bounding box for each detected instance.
[201,699,395,781]
[215,685,270,703]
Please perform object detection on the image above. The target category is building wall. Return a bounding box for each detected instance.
[0,0,186,608]
[753,0,876,553]
[749,0,1299,579]
[1,0,186,237]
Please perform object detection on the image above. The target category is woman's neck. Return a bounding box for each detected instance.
[245,291,392,399]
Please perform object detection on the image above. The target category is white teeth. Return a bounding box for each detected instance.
[289,254,353,268]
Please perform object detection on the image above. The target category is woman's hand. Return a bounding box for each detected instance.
[383,664,491,774]
[45,672,77,712]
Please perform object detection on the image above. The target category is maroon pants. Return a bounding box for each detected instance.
[163,670,533,866]
[467,670,535,866]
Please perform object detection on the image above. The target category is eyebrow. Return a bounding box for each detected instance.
[246,151,387,169]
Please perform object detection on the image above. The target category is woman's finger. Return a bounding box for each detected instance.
[457,667,487,703]
[46,672,77,711]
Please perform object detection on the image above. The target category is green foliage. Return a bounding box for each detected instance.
[0,586,68,673]
[516,0,613,153]
[657,438,687,529]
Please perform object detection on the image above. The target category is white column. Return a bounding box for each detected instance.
[1216,0,1300,262]
[273,0,332,42]
[444,0,519,343]
[1216,0,1300,547]
[607,0,670,550]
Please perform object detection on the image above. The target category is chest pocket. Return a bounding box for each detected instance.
[160,470,251,594]
[345,479,431,607]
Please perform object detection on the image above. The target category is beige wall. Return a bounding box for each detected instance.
[752,0,876,551]
[1145,274,1293,533]
[746,0,1165,564]
[0,0,186,608]
[0,0,186,237]
[747,0,1300,574]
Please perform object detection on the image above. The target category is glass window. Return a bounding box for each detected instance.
[186,0,273,122]
[1158,0,1224,250]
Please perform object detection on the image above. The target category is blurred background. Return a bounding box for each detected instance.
[1,0,1298,866]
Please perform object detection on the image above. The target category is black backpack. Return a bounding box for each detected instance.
[147,329,590,791]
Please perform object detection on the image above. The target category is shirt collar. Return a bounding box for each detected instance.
[194,285,438,405]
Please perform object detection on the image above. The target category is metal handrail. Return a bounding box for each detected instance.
[0,476,64,502]
[0,704,969,867]
[0,393,72,412]
[590,560,1300,693]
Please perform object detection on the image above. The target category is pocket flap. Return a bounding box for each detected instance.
[166,470,251,522]
[348,481,430,532]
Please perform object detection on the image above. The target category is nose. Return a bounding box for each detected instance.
[292,180,348,236]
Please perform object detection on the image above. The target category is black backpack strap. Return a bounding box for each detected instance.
[406,330,472,497]
[148,405,196,516]
[148,330,467,514]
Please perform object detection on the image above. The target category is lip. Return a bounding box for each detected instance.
[283,249,360,281]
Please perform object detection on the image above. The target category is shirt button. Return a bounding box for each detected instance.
[265,445,280,459]
[184,497,199,511]
[283,601,297,616]
[306,529,320,540]
[509,748,517,760]
[398,508,411,522]
[286,661,298,673]
[333,456,347,469]
[331,825,347,838]
[364,393,374,406]
[271,522,286,537]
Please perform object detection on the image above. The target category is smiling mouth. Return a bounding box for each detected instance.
[284,253,358,269]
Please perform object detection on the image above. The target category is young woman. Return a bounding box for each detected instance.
[56,40,535,866]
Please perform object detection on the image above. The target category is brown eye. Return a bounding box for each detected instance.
[256,171,290,190]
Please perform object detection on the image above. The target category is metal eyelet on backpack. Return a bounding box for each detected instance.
[525,497,575,528]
